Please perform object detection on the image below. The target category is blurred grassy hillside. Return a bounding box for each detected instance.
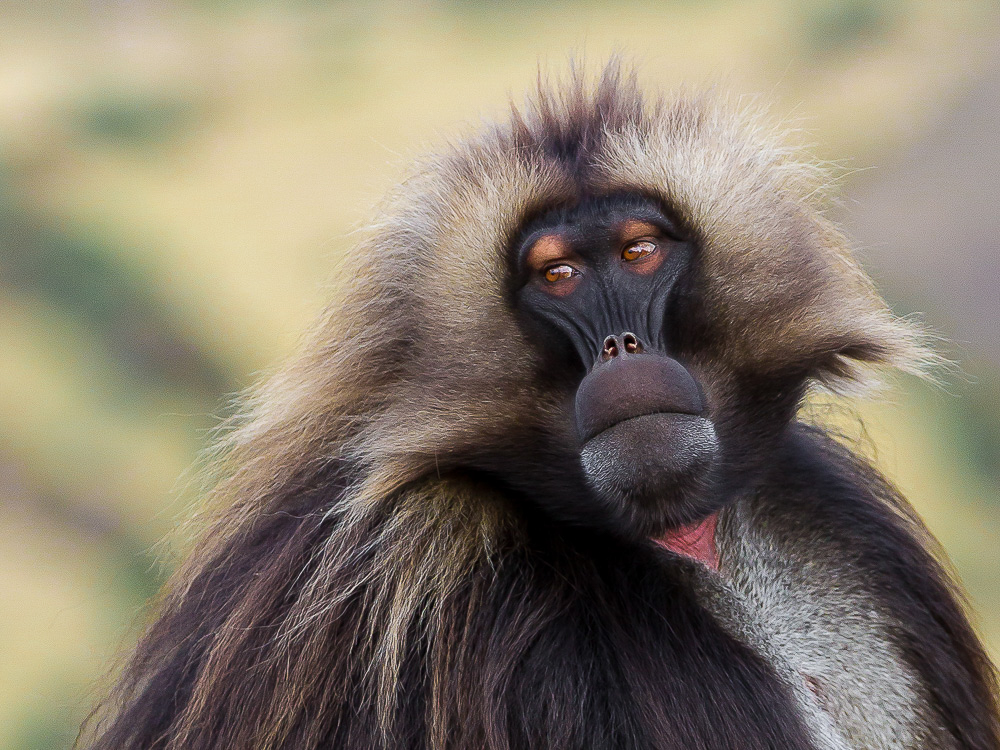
[1,2,999,748]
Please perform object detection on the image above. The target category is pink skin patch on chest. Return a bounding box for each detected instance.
[653,513,719,570]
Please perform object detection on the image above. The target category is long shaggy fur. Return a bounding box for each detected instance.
[79,64,996,750]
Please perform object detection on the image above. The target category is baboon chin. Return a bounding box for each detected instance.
[80,63,999,750]
[580,413,719,534]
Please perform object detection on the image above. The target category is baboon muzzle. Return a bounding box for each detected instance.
[574,333,706,444]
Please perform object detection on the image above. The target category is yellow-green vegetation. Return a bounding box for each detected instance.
[1,2,998,747]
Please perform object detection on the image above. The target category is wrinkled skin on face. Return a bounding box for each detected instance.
[510,193,793,539]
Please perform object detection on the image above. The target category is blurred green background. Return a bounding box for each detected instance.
[1,1,999,747]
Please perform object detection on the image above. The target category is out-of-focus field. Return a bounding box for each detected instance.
[1,2,999,747]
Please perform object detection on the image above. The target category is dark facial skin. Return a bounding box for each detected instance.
[514,194,690,374]
[511,194,724,537]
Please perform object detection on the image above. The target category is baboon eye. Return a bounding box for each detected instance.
[622,240,657,262]
[543,264,578,283]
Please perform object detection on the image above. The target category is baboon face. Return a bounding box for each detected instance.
[511,192,763,538]
[365,82,917,543]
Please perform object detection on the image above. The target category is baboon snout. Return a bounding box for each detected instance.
[575,337,705,443]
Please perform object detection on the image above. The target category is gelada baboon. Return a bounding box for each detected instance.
[81,65,998,749]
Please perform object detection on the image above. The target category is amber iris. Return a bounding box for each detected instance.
[622,240,657,262]
[544,264,577,283]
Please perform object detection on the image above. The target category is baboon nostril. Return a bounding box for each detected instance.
[602,335,620,361]
[623,333,642,354]
[601,333,644,361]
